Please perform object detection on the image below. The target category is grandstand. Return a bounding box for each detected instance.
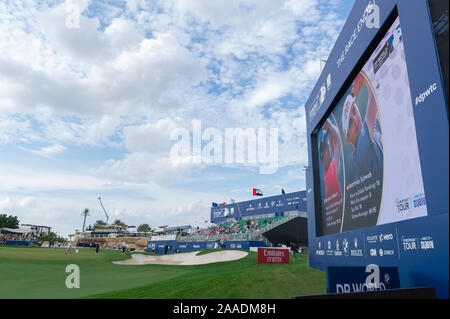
[178,214,299,242]
[147,190,308,254]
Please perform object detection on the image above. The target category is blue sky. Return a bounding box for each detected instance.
[0,0,354,237]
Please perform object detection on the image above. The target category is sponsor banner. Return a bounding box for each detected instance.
[396,216,442,257]
[211,204,238,219]
[147,240,266,254]
[364,228,398,262]
[5,241,39,246]
[312,215,447,266]
[147,240,177,254]
[211,191,306,224]
[226,241,247,250]
[346,234,365,258]
[239,192,305,217]
[257,248,289,267]
[313,233,365,260]
[327,265,400,294]
[150,234,177,241]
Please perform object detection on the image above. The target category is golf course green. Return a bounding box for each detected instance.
[0,246,326,298]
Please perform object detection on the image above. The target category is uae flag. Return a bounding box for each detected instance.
[253,188,263,196]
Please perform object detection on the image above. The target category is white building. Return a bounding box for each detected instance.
[19,224,51,237]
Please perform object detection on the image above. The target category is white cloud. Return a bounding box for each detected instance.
[92,152,192,184]
[29,143,66,158]
[0,114,31,145]
[123,117,183,154]
[0,0,353,236]
[163,199,211,224]
[0,162,112,195]
[174,0,241,29]
[0,2,206,116]
[39,4,109,63]
[84,115,122,146]
[19,196,37,208]
[0,197,13,210]
[90,116,196,184]
[285,0,320,21]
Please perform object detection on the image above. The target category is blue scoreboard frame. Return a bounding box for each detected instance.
[305,0,448,298]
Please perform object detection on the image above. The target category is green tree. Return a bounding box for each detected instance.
[0,214,20,229]
[113,219,127,227]
[37,231,58,245]
[137,224,151,232]
[94,220,107,228]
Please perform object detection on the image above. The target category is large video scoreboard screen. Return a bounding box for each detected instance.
[314,16,428,237]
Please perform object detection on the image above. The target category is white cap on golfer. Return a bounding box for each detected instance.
[342,94,355,138]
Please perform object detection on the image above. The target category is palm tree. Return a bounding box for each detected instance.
[81,208,90,232]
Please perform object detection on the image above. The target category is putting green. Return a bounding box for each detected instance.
[0,246,326,298]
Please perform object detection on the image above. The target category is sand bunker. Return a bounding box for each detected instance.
[113,250,248,266]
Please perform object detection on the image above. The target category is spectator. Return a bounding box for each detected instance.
[66,242,72,254]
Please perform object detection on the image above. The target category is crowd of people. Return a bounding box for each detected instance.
[203,217,278,237]
[175,216,292,243]
[0,232,34,243]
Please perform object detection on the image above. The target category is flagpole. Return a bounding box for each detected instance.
[236,202,242,219]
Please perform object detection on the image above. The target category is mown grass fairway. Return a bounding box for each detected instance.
[0,246,326,298]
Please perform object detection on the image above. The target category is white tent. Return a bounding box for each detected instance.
[190,220,216,229]
[1,228,34,234]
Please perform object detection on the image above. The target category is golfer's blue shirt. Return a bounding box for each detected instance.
[351,121,383,181]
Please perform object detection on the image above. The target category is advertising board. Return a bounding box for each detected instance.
[327,265,400,294]
[211,191,306,224]
[315,16,427,237]
[257,248,290,268]
[305,0,448,298]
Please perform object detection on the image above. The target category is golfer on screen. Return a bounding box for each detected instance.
[341,72,383,181]
[319,118,343,231]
